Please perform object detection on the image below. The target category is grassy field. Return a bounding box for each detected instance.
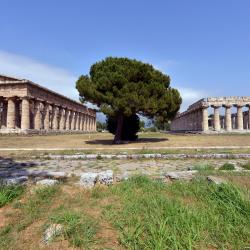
[0,132,250,151]
[0,172,250,250]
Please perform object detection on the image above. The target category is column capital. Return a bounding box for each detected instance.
[201,104,209,109]
[211,105,221,109]
[20,96,31,101]
[222,104,232,108]
[234,104,244,108]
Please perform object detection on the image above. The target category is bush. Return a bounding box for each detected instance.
[241,162,250,170]
[107,114,139,141]
[219,163,235,170]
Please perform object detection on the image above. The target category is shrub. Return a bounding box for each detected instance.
[219,163,235,170]
[241,162,250,170]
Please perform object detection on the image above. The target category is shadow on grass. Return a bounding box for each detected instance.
[85,137,169,145]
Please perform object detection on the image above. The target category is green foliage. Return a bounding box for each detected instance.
[139,120,145,132]
[242,162,250,170]
[76,57,182,142]
[107,114,140,141]
[219,163,235,170]
[104,176,250,249]
[192,164,215,172]
[96,121,107,132]
[154,116,171,131]
[49,209,98,248]
[0,184,25,207]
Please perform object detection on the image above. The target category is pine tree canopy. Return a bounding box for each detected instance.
[76,57,182,119]
[76,57,182,143]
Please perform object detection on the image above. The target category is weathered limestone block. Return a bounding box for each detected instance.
[165,171,197,181]
[36,179,59,186]
[207,176,227,185]
[43,224,63,244]
[98,170,113,185]
[79,172,98,188]
[1,176,28,185]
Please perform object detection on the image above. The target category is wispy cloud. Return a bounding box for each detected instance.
[177,87,205,111]
[0,50,79,100]
[153,61,206,111]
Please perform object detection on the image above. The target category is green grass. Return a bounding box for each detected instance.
[49,208,98,248]
[219,163,235,170]
[0,184,25,208]
[102,176,250,249]
[192,163,215,172]
[242,162,250,170]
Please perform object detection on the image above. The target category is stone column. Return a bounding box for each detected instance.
[6,97,16,129]
[213,105,221,131]
[75,112,79,130]
[21,97,30,130]
[34,100,42,130]
[93,117,96,131]
[247,105,250,130]
[65,109,70,130]
[59,108,65,131]
[224,105,232,132]
[1,101,7,128]
[52,106,58,130]
[43,103,50,130]
[82,114,86,131]
[236,105,243,130]
[79,113,83,130]
[70,111,75,130]
[86,115,89,131]
[202,106,209,132]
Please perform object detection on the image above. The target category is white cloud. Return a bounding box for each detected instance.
[177,87,205,111]
[0,51,206,115]
[0,50,79,101]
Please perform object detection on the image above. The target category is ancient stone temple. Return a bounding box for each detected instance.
[171,97,250,133]
[0,74,96,134]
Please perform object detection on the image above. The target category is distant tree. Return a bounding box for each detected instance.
[154,117,171,131]
[96,121,107,132]
[107,114,139,141]
[76,57,182,143]
[139,120,145,132]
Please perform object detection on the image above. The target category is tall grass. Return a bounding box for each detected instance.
[49,209,98,248]
[0,184,25,208]
[104,176,250,249]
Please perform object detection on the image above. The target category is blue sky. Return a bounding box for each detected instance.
[0,0,250,116]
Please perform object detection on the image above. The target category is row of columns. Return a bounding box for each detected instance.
[171,104,250,132]
[202,104,250,131]
[0,97,96,132]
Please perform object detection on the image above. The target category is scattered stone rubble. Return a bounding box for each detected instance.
[79,170,114,188]
[0,176,28,185]
[36,179,59,186]
[42,224,63,244]
[207,176,227,185]
[165,171,198,181]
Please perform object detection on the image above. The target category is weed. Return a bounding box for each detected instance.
[242,162,250,170]
[219,163,235,170]
[0,184,25,207]
[49,209,98,248]
[192,164,215,171]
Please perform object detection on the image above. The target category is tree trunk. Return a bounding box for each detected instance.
[113,114,124,144]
